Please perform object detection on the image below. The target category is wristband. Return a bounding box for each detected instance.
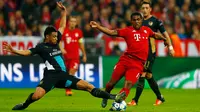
[169,46,173,50]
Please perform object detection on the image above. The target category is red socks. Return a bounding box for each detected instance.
[66,88,71,92]
[120,88,130,99]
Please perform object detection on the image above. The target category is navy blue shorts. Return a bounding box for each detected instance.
[37,70,81,93]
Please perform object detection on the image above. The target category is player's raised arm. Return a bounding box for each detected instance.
[3,43,31,56]
[90,21,118,36]
[57,2,67,34]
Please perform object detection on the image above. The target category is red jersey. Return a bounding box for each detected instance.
[62,28,83,59]
[117,26,155,61]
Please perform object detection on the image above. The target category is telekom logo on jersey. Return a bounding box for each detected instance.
[133,30,148,41]
[134,34,141,41]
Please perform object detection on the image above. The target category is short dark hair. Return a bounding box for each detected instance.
[140,1,152,7]
[131,12,143,20]
[44,26,57,38]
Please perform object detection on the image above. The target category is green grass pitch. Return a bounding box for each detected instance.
[0,88,200,112]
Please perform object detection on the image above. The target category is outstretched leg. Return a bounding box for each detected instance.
[76,79,125,102]
[55,75,126,102]
[12,71,57,110]
[110,68,140,111]
[12,87,46,110]
[120,68,141,99]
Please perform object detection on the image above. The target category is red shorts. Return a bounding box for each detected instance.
[65,59,80,70]
[111,55,145,84]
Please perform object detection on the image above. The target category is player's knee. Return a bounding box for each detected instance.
[146,73,152,79]
[124,80,133,89]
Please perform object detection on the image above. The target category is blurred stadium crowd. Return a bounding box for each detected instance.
[0,0,199,39]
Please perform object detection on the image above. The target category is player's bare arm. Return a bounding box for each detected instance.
[90,21,118,36]
[79,39,87,63]
[162,31,175,56]
[57,2,67,34]
[153,33,169,45]
[153,33,166,40]
[3,43,31,56]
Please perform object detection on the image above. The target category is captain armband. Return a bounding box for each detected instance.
[78,38,84,43]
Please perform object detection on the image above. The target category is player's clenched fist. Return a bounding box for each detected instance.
[90,21,99,28]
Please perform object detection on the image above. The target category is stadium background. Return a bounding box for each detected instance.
[0,0,200,112]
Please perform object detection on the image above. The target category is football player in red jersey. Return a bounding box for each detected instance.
[127,1,175,106]
[59,16,87,96]
[90,12,170,109]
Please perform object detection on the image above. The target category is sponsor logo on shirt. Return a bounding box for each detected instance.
[134,34,141,41]
[134,34,148,41]
[53,49,57,51]
[49,50,62,56]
